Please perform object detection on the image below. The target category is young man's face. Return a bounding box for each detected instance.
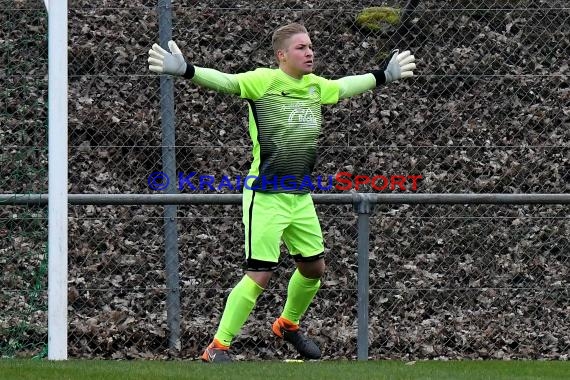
[278,33,314,78]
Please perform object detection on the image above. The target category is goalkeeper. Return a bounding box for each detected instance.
[148,22,416,362]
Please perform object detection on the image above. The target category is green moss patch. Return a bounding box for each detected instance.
[355,7,401,31]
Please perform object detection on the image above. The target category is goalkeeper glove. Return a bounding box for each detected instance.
[383,49,416,84]
[148,40,189,76]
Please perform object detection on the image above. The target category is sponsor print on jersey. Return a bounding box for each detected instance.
[282,101,318,129]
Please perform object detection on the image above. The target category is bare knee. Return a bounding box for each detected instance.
[246,271,273,288]
[296,258,326,279]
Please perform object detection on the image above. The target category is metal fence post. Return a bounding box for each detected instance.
[353,193,374,361]
[158,0,180,352]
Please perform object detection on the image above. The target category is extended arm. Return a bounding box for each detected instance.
[190,67,240,95]
[337,50,416,99]
[147,40,240,95]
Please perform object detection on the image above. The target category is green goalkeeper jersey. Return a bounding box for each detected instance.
[235,68,340,193]
[190,65,376,193]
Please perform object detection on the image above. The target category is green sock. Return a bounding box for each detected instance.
[281,269,321,325]
[214,275,264,347]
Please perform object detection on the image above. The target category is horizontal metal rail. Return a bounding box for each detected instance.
[1,193,570,206]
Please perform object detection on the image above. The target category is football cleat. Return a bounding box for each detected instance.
[272,317,321,359]
[201,338,232,363]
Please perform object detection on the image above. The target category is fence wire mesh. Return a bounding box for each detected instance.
[1,0,569,360]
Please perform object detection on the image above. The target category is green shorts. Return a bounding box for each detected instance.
[242,188,324,271]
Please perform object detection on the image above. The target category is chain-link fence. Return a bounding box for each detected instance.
[1,0,568,360]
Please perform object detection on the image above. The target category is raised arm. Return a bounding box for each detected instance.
[147,40,240,95]
[337,50,416,99]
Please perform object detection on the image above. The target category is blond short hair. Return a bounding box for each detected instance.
[271,22,308,57]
